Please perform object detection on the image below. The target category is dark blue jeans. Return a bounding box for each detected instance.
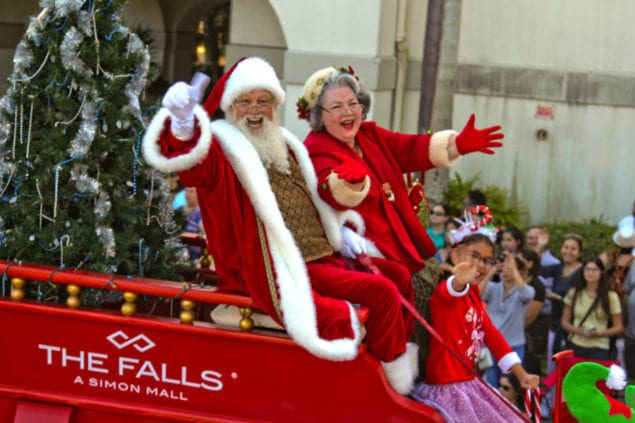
[484,345,525,388]
[568,341,610,361]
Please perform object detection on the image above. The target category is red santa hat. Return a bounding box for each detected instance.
[204,56,286,115]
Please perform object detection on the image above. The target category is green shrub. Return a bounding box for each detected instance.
[443,173,615,258]
[443,173,526,228]
[541,219,614,259]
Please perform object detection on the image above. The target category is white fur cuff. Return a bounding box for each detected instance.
[446,276,470,297]
[429,130,460,168]
[142,105,212,174]
[327,173,370,207]
[498,351,521,373]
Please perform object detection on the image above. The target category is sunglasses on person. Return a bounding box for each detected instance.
[430,210,446,217]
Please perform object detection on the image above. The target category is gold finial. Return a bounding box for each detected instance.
[66,284,81,309]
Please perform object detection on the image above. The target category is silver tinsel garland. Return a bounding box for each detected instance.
[66,86,99,157]
[53,0,86,18]
[71,164,99,193]
[94,192,112,219]
[12,41,34,80]
[61,27,93,80]
[95,226,116,258]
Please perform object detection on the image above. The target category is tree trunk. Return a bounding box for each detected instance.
[418,0,462,204]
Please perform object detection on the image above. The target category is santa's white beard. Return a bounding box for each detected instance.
[228,113,290,174]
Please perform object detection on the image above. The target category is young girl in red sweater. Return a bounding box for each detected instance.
[412,233,539,422]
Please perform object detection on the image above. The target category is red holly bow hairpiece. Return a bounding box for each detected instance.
[337,65,359,81]
[296,97,311,121]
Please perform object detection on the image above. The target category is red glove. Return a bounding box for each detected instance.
[455,114,504,155]
[332,152,367,184]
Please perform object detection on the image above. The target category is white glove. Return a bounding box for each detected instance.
[341,226,367,259]
[162,73,211,140]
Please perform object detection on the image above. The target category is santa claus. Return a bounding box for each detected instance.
[142,57,418,394]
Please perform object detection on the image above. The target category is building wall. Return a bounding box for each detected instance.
[453,0,635,224]
[224,0,428,140]
[1,0,633,225]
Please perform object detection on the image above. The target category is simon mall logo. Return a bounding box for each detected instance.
[106,330,156,352]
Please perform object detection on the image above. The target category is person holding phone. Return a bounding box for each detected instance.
[561,256,624,360]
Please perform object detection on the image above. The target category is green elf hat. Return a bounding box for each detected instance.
[563,362,635,423]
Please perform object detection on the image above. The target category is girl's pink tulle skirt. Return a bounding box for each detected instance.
[411,378,526,423]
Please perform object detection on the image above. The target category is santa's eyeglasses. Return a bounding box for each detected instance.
[233,98,273,112]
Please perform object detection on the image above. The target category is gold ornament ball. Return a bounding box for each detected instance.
[180,310,195,324]
[66,296,81,309]
[181,299,195,311]
[10,289,25,301]
[67,284,81,296]
[11,277,26,289]
[239,307,253,318]
[239,317,254,331]
[123,292,138,303]
[121,302,136,316]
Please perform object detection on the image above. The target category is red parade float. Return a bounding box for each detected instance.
[0,202,597,422]
[0,252,445,423]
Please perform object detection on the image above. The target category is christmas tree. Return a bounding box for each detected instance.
[0,0,186,297]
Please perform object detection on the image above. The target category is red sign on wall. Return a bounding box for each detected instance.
[536,105,554,119]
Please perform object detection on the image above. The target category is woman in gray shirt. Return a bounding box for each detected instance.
[482,251,535,388]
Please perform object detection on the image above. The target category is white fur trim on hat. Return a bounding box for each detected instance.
[220,57,285,112]
[301,66,338,110]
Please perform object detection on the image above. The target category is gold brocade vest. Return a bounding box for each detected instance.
[267,157,333,262]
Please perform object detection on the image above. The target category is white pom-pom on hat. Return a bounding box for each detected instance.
[606,364,627,390]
